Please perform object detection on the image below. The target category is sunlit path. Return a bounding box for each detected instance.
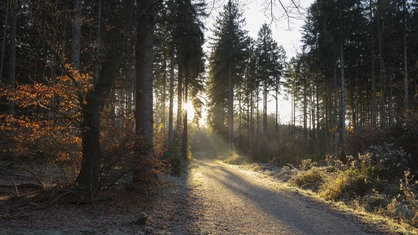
[186,158,376,235]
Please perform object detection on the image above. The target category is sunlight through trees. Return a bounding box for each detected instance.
[0,0,417,214]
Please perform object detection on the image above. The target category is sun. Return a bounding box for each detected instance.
[183,101,209,127]
[183,101,195,120]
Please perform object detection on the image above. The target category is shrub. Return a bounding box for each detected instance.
[98,116,136,188]
[300,158,316,171]
[282,146,417,229]
[289,167,324,191]
[223,152,242,164]
[319,168,370,201]
[325,155,344,169]
[359,189,390,212]
[385,197,403,219]
[0,69,87,181]
[366,144,409,179]
[400,171,418,226]
[162,143,182,176]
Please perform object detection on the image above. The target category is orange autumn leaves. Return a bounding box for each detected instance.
[0,65,91,164]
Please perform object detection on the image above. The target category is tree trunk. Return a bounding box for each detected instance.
[95,0,102,84]
[370,0,377,128]
[72,0,81,69]
[228,65,233,151]
[76,94,101,192]
[75,54,123,192]
[339,45,346,159]
[275,81,280,158]
[275,83,279,135]
[403,0,408,115]
[182,79,188,158]
[168,48,175,143]
[325,74,331,152]
[310,86,316,154]
[377,2,386,128]
[249,90,254,149]
[109,88,117,127]
[315,81,320,144]
[74,0,127,194]
[133,0,155,183]
[177,64,183,134]
[332,63,338,156]
[303,81,308,144]
[0,0,10,82]
[263,80,268,134]
[238,88,242,129]
[256,88,260,157]
[388,72,393,125]
[354,61,359,130]
[8,0,16,115]
[292,92,295,140]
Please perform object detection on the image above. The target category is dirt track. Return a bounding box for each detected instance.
[185,158,377,235]
[0,158,380,234]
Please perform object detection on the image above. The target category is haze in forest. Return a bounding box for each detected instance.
[0,0,418,233]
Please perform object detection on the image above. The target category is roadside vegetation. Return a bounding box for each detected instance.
[235,122,418,234]
[287,154,417,230]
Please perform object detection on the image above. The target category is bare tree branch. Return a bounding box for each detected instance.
[262,0,306,29]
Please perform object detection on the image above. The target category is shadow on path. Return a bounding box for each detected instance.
[193,158,376,235]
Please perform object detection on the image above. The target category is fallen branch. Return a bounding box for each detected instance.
[99,170,132,190]
[50,190,74,205]
[16,166,46,190]
[0,182,44,191]
[12,180,19,197]
[0,214,31,220]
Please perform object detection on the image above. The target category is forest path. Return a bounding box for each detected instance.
[183,157,377,235]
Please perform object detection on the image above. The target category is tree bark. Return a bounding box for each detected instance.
[168,48,175,143]
[303,80,308,144]
[370,0,377,128]
[182,79,188,158]
[291,92,295,140]
[76,95,101,191]
[76,54,122,192]
[133,0,155,183]
[228,65,233,151]
[72,0,129,195]
[249,89,254,149]
[71,0,81,70]
[275,82,279,135]
[339,45,346,159]
[403,0,408,115]
[263,80,268,134]
[177,64,183,134]
[389,71,393,125]
[95,0,102,84]
[8,0,17,115]
[377,2,386,128]
[332,63,338,156]
[0,0,10,83]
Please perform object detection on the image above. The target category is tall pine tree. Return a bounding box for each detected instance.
[208,0,247,150]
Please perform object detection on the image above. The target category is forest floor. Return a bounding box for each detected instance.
[0,156,384,234]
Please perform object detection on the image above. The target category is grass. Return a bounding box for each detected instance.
[319,169,370,201]
[242,156,418,234]
[187,162,204,188]
[289,167,324,191]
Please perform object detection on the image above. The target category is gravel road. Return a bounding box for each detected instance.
[185,158,377,235]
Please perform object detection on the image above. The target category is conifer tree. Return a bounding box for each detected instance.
[173,0,205,159]
[254,23,283,134]
[133,0,156,184]
[208,0,247,149]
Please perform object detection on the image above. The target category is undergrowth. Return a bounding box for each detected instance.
[284,144,418,233]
